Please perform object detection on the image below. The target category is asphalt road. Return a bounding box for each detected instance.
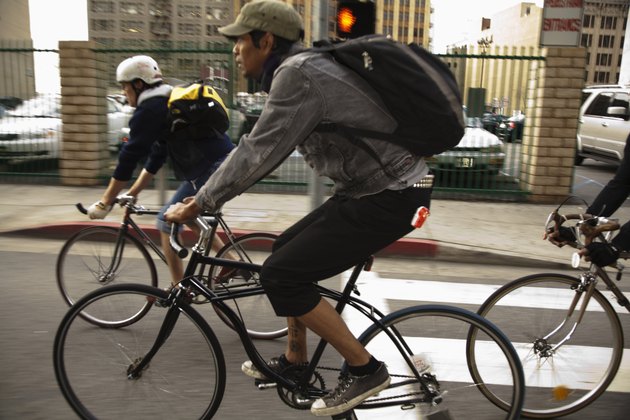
[1,237,628,420]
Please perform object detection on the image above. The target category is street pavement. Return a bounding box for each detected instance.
[4,183,629,268]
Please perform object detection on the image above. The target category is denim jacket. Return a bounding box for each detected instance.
[195,47,428,212]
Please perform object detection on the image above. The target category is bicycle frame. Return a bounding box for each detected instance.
[531,256,630,357]
[130,230,437,408]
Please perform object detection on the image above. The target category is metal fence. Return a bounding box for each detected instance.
[0,44,545,201]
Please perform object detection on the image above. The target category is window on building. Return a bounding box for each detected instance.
[93,37,115,46]
[150,21,171,35]
[583,14,594,28]
[91,1,115,13]
[178,4,201,18]
[600,16,617,30]
[581,33,592,47]
[120,2,144,15]
[598,35,615,48]
[178,23,201,36]
[206,7,226,21]
[206,25,219,36]
[593,72,611,84]
[91,19,115,31]
[596,53,612,66]
[121,20,144,33]
[148,3,171,17]
[586,52,590,64]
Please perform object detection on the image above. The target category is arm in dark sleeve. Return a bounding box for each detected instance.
[586,133,630,217]
[611,220,630,251]
[112,101,168,180]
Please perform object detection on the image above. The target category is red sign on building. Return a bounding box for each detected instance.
[540,0,584,46]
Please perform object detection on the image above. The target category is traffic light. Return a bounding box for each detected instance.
[336,1,375,39]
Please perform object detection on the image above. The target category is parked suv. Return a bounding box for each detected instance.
[576,85,630,166]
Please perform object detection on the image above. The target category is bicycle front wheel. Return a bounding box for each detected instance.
[56,226,158,327]
[53,283,226,420]
[472,273,624,418]
[357,305,525,420]
[209,232,288,340]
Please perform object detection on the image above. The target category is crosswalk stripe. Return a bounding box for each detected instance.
[340,270,630,395]
[347,271,630,314]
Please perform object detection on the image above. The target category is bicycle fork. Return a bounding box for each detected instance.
[126,290,183,379]
[535,273,598,358]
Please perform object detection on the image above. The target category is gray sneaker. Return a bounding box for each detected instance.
[310,363,390,417]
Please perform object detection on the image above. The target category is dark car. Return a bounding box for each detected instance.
[497,112,525,143]
[481,112,508,135]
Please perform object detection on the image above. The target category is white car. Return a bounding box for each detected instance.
[426,115,506,175]
[575,85,630,166]
[0,95,130,163]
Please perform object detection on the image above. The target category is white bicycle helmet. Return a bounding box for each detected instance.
[116,55,163,84]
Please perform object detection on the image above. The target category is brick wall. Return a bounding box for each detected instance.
[521,47,586,203]
[58,41,108,186]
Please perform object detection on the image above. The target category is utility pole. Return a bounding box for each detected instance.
[308,0,329,210]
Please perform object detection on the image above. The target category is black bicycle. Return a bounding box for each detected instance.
[473,202,630,418]
[55,195,284,338]
[53,213,525,420]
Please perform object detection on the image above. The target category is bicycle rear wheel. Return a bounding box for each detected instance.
[209,232,288,340]
[56,226,158,327]
[471,273,624,418]
[356,305,524,419]
[53,283,226,420]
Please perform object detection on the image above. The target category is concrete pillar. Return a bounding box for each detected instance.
[521,46,586,203]
[58,40,108,186]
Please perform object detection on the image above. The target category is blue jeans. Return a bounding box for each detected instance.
[156,160,223,233]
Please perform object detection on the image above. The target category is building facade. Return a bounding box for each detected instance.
[0,0,36,99]
[580,0,629,85]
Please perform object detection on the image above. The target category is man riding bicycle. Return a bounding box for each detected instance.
[165,0,435,415]
[87,55,234,286]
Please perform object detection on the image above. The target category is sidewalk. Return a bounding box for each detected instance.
[3,183,623,268]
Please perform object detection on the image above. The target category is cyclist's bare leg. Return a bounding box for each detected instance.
[293,298,371,367]
[160,231,184,286]
[283,317,309,363]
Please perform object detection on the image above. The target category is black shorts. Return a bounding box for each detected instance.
[260,186,432,317]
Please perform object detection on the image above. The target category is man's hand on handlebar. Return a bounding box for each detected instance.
[545,226,578,247]
[164,196,202,224]
[579,242,620,267]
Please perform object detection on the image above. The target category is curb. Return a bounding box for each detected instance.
[1,223,568,269]
[1,222,439,258]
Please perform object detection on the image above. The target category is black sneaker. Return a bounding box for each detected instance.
[241,355,295,381]
[310,363,390,417]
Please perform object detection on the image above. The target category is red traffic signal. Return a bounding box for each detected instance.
[336,1,375,39]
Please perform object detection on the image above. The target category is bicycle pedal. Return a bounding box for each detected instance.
[255,379,277,390]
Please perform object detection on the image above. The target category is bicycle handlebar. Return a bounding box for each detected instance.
[169,223,189,259]
[545,211,620,248]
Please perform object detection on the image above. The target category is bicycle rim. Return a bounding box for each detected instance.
[357,305,524,420]
[56,226,158,327]
[53,283,226,420]
[473,273,624,418]
[209,232,288,339]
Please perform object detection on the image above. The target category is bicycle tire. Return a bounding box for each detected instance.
[53,283,226,420]
[209,232,288,340]
[470,273,624,418]
[356,304,525,419]
[56,226,158,327]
